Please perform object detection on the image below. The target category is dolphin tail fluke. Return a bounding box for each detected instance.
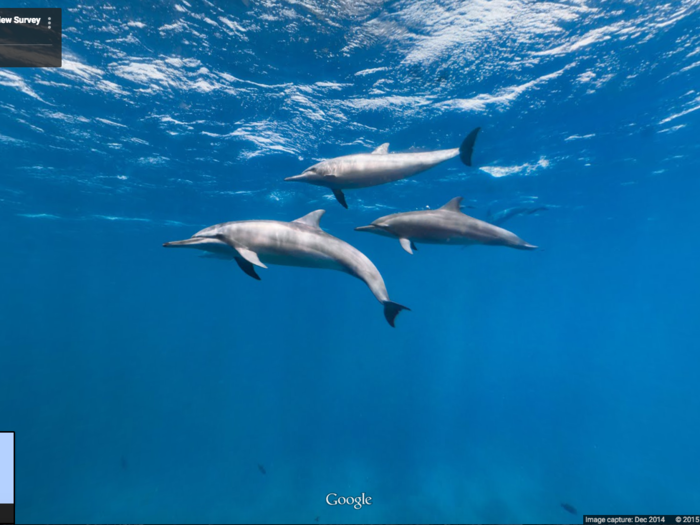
[459,127,481,166]
[383,301,410,328]
[332,189,348,209]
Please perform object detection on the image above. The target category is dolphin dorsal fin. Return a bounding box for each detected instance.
[293,209,326,229]
[371,143,390,155]
[439,197,464,213]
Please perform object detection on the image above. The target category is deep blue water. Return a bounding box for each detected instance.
[1,0,700,523]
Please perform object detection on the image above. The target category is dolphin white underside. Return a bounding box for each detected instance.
[199,244,346,270]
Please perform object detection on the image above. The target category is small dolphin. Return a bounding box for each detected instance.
[284,128,481,208]
[560,503,578,515]
[164,210,409,327]
[487,205,549,226]
[355,197,538,253]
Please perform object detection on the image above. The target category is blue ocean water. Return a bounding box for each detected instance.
[1,0,700,523]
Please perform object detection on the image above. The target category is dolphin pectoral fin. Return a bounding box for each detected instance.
[236,247,267,268]
[371,143,389,154]
[332,189,348,209]
[459,127,481,166]
[399,238,414,254]
[234,257,261,280]
[410,241,418,251]
[383,301,410,328]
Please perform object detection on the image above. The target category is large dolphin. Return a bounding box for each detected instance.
[355,197,538,254]
[284,128,481,208]
[163,210,410,327]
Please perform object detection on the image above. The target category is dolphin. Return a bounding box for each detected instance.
[284,127,481,208]
[487,205,549,226]
[163,210,410,327]
[355,197,538,254]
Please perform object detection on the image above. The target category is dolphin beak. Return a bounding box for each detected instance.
[354,225,376,232]
[284,175,305,182]
[163,237,207,248]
